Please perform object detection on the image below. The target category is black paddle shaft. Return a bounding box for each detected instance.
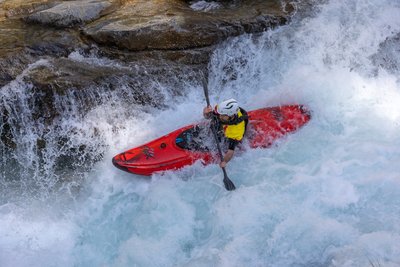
[202,78,236,191]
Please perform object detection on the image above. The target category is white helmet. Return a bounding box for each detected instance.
[216,98,239,116]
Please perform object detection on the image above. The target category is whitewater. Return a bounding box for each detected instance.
[1,0,400,266]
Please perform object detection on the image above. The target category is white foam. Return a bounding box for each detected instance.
[0,205,76,267]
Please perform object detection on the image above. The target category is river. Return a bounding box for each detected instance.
[1,0,400,266]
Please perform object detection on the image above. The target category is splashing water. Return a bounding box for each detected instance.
[1,0,400,266]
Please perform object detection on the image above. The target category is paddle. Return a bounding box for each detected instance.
[202,78,236,191]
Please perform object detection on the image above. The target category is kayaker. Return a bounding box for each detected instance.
[203,98,248,168]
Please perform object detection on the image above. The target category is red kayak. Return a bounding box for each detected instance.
[112,105,311,176]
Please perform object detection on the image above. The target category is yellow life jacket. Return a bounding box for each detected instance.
[223,110,246,141]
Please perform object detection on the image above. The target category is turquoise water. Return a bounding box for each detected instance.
[1,0,400,266]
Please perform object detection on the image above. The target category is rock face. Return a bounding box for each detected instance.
[1,0,294,106]
[0,18,85,87]
[83,0,290,51]
[5,0,292,51]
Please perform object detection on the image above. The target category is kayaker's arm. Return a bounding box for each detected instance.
[220,149,234,168]
[219,138,241,168]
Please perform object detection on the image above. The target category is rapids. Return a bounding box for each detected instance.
[1,0,400,266]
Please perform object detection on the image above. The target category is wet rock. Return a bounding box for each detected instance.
[0,109,16,150]
[96,45,213,66]
[0,17,86,87]
[84,0,291,51]
[22,53,203,119]
[1,0,56,17]
[24,0,113,28]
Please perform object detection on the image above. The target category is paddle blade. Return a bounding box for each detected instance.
[223,176,236,191]
[222,168,236,191]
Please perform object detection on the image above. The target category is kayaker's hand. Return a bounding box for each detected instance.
[204,105,212,113]
[219,161,227,168]
[203,105,213,118]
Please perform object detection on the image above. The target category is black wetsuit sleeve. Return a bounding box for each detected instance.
[205,110,218,120]
[227,138,239,150]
